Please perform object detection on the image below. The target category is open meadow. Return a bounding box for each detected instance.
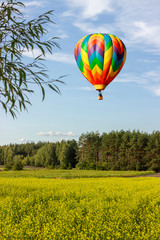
[0,168,154,178]
[0,170,160,239]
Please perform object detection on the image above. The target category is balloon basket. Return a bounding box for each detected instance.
[98,92,103,100]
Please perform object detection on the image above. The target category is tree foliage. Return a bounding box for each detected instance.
[0,0,63,117]
[0,130,160,172]
[56,140,77,169]
[35,143,58,168]
[77,130,160,171]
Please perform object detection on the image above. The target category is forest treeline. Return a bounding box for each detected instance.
[0,130,160,172]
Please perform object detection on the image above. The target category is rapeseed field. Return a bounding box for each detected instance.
[0,177,160,239]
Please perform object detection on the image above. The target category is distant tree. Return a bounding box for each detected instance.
[146,131,160,171]
[35,143,58,168]
[67,140,78,168]
[56,141,69,169]
[151,158,160,173]
[0,146,4,164]
[22,155,30,166]
[56,140,77,169]
[12,159,23,170]
[0,0,63,117]
[1,130,160,171]
[127,133,138,170]
[100,131,123,170]
[135,133,149,170]
[2,145,14,164]
[4,162,13,171]
[77,132,101,169]
[4,154,24,170]
[24,143,37,157]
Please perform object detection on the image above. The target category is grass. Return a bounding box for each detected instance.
[0,177,160,239]
[0,168,154,179]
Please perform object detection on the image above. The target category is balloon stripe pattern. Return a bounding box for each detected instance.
[74,33,126,91]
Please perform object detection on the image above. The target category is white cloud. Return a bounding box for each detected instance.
[61,10,73,18]
[58,33,69,39]
[117,70,160,97]
[121,20,160,51]
[79,87,93,91]
[118,69,160,84]
[142,71,160,82]
[74,22,114,34]
[18,138,32,143]
[19,138,27,143]
[73,86,94,91]
[62,0,160,52]
[62,0,113,19]
[138,59,157,63]
[46,52,74,64]
[24,1,45,7]
[146,86,160,96]
[111,0,160,48]
[23,49,75,64]
[56,29,69,39]
[37,131,77,137]
[116,73,148,84]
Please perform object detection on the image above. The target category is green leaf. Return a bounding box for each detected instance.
[48,84,61,94]
[0,0,64,118]
[41,85,45,101]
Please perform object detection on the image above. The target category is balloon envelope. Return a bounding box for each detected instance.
[74,33,126,91]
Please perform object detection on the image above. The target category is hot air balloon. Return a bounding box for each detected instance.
[74,33,126,100]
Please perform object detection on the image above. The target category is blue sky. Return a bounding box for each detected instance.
[1,0,160,145]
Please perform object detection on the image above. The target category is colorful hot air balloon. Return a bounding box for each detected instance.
[74,33,126,100]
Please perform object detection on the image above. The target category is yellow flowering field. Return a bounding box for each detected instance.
[0,177,160,239]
